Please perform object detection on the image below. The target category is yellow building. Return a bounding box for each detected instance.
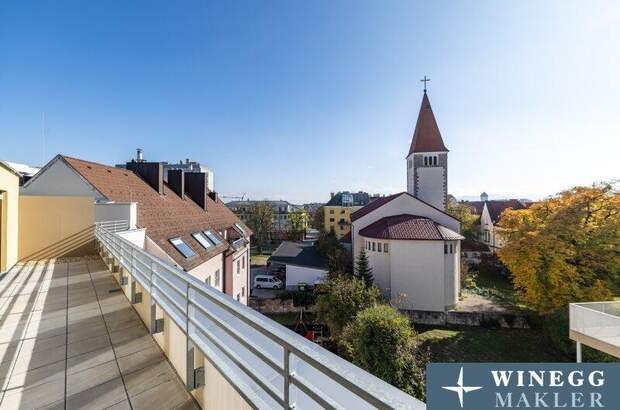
[0,162,20,271]
[323,191,373,239]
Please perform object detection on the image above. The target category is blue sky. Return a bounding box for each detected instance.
[1,1,618,204]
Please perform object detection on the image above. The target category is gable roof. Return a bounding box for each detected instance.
[0,161,23,178]
[359,214,463,241]
[485,199,528,224]
[464,201,485,215]
[350,191,459,223]
[60,155,250,271]
[408,92,448,155]
[268,241,328,269]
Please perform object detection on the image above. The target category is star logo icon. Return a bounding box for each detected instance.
[441,367,483,408]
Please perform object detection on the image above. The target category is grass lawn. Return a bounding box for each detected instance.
[416,325,570,363]
[250,253,270,267]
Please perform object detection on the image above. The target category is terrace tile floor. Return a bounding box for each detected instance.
[0,256,199,410]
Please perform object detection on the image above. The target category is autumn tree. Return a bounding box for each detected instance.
[311,206,325,231]
[315,231,352,275]
[498,182,620,314]
[288,210,308,240]
[447,202,479,241]
[247,202,274,253]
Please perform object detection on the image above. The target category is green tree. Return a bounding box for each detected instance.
[355,248,374,287]
[447,202,479,240]
[315,231,352,274]
[498,182,620,314]
[311,206,325,231]
[340,305,427,399]
[315,276,381,336]
[288,210,308,240]
[247,202,274,253]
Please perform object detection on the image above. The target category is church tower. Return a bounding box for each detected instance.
[406,88,449,211]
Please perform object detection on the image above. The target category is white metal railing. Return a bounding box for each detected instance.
[97,219,130,233]
[569,302,620,360]
[94,223,425,410]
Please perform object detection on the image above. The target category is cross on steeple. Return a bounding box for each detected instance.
[420,75,430,93]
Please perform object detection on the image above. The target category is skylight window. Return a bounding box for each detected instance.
[233,223,246,236]
[169,237,197,258]
[192,232,214,249]
[204,230,222,245]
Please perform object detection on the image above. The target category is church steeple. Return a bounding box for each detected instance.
[408,92,448,155]
[406,89,449,211]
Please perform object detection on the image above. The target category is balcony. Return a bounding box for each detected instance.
[0,223,425,409]
[569,302,620,361]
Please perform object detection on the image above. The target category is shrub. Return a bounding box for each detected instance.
[339,305,427,399]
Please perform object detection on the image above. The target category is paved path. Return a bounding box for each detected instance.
[0,256,199,410]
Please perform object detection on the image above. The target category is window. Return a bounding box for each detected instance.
[204,230,222,245]
[215,269,220,287]
[192,232,214,249]
[444,244,448,254]
[377,243,382,252]
[384,243,389,253]
[329,209,334,214]
[329,218,335,222]
[234,222,246,236]
[424,156,428,166]
[169,238,196,258]
[236,259,241,275]
[242,255,245,269]
[372,242,376,251]
[236,294,241,301]
[449,244,453,253]
[433,156,438,166]
[242,286,245,297]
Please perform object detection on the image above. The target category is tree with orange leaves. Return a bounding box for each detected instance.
[498,182,619,314]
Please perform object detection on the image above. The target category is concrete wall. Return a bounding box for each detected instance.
[117,228,146,248]
[21,157,104,199]
[0,165,20,271]
[188,252,224,292]
[18,196,95,261]
[285,264,328,288]
[95,202,137,229]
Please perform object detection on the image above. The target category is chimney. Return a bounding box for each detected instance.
[184,172,208,211]
[126,161,164,194]
[168,169,185,199]
[208,191,218,203]
[136,148,144,162]
[330,192,335,199]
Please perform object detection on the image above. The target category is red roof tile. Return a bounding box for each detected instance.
[62,156,251,271]
[350,192,459,223]
[359,214,462,241]
[485,200,527,224]
[408,92,448,155]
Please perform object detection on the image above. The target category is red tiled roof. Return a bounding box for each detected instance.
[408,92,448,155]
[464,201,485,215]
[62,156,251,271]
[359,214,462,241]
[350,192,459,223]
[486,200,527,224]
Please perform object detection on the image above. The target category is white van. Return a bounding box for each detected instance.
[254,275,283,289]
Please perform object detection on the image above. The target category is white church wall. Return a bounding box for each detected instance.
[363,238,391,294]
[416,167,446,211]
[389,240,445,312]
[443,240,460,309]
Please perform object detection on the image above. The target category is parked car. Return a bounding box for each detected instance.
[254,275,283,290]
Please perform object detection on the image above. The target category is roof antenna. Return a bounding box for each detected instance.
[420,75,430,93]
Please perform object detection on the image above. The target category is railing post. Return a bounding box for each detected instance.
[284,346,291,408]
[576,342,582,363]
[149,261,163,334]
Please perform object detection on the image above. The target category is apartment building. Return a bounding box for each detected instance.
[22,154,251,304]
[323,191,373,239]
[227,199,308,238]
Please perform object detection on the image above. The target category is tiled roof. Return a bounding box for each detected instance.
[485,199,527,224]
[350,191,459,223]
[268,241,328,269]
[62,156,251,271]
[408,92,448,155]
[359,214,463,241]
[464,201,485,215]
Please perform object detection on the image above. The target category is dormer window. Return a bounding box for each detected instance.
[169,237,197,258]
[204,230,222,246]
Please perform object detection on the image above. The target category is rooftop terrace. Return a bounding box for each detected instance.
[0,256,197,409]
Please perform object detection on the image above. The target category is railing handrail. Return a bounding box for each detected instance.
[570,302,620,322]
[94,223,425,410]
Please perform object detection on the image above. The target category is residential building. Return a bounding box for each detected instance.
[2,160,40,185]
[323,191,372,239]
[226,199,308,238]
[352,90,463,312]
[0,161,20,271]
[478,198,528,251]
[22,154,251,305]
[268,241,329,289]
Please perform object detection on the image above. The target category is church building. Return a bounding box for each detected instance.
[351,86,463,312]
